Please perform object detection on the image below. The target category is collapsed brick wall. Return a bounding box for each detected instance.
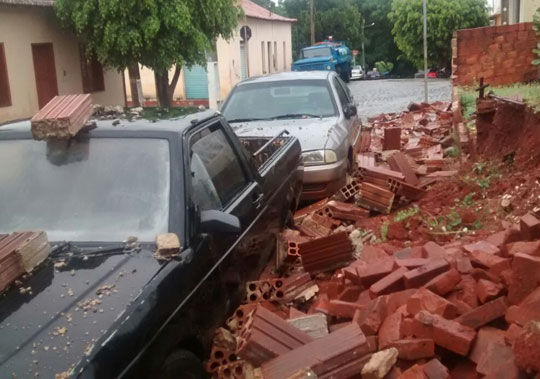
[452,23,539,87]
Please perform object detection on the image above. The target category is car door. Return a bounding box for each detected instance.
[186,119,273,326]
[332,75,361,156]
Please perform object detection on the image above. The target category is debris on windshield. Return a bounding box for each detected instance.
[31,94,93,140]
[0,231,50,293]
[96,284,116,297]
[52,326,67,337]
[153,233,181,260]
[54,261,67,270]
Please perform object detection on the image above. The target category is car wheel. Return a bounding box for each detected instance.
[161,350,205,379]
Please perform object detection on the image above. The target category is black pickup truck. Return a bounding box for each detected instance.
[0,110,303,378]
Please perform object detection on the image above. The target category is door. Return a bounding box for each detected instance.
[31,43,58,109]
[333,75,360,155]
[184,64,209,99]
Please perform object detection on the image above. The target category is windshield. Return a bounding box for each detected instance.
[302,47,332,59]
[222,80,336,121]
[0,138,170,242]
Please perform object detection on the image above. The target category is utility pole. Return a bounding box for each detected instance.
[310,0,315,45]
[361,18,366,70]
[423,0,428,103]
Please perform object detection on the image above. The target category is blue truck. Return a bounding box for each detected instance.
[292,41,353,82]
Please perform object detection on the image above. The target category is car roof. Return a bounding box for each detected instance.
[238,71,333,85]
[0,109,219,135]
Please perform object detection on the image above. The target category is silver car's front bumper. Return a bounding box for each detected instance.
[301,158,348,200]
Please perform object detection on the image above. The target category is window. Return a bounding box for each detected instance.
[273,41,277,71]
[261,42,266,74]
[268,42,272,73]
[0,43,11,107]
[79,46,105,93]
[283,41,286,69]
[190,124,248,211]
[333,77,349,107]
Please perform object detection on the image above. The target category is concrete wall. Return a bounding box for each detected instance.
[452,23,538,87]
[520,0,540,22]
[0,5,125,123]
[217,17,293,100]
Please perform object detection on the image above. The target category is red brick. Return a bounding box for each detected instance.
[469,326,506,364]
[378,306,407,349]
[369,266,408,297]
[456,296,507,330]
[424,268,461,296]
[407,288,458,319]
[383,127,401,151]
[508,253,540,305]
[361,245,391,263]
[454,275,478,309]
[456,256,473,273]
[386,288,417,313]
[422,358,450,379]
[505,240,540,256]
[476,278,503,304]
[463,240,500,255]
[389,338,434,360]
[448,360,478,379]
[355,296,388,335]
[513,321,540,372]
[403,260,449,288]
[505,286,540,326]
[395,258,431,269]
[326,300,364,319]
[387,151,419,186]
[505,323,523,346]
[422,241,446,259]
[470,267,500,283]
[520,213,540,240]
[400,364,427,379]
[469,250,510,274]
[357,259,396,287]
[476,341,517,376]
[410,311,476,356]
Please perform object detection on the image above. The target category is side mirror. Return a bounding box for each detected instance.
[200,210,241,234]
[344,104,357,119]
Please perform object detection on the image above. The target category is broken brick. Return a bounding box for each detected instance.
[424,268,461,296]
[476,340,517,377]
[395,258,431,269]
[369,266,408,297]
[476,278,503,304]
[513,321,540,373]
[463,240,500,255]
[326,299,364,319]
[520,213,540,241]
[507,253,540,305]
[469,326,506,364]
[403,259,449,288]
[454,275,478,309]
[410,310,476,356]
[422,241,446,259]
[505,240,540,257]
[456,256,474,274]
[407,288,458,319]
[355,296,388,335]
[389,338,435,360]
[386,288,417,313]
[505,323,523,346]
[469,250,510,275]
[456,296,507,329]
[357,259,396,287]
[422,358,450,379]
[378,306,407,349]
[400,364,427,379]
[505,286,540,326]
[387,151,419,186]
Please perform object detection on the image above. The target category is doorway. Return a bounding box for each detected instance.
[31,43,58,109]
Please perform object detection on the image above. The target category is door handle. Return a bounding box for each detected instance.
[252,192,264,208]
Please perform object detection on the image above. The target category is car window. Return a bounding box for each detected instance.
[333,77,350,107]
[190,124,248,211]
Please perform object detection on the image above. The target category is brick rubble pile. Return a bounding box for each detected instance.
[207,102,540,379]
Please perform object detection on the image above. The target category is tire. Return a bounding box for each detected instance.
[161,350,205,379]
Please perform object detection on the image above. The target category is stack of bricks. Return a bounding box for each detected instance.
[452,23,539,87]
[207,211,540,378]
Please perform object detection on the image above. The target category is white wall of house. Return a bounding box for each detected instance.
[0,4,125,123]
[520,0,540,21]
[123,65,187,103]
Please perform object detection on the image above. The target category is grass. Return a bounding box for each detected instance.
[459,82,540,114]
[141,106,199,121]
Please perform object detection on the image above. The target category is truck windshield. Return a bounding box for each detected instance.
[302,47,332,59]
[223,80,336,121]
[0,138,170,242]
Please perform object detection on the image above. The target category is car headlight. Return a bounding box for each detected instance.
[302,150,338,166]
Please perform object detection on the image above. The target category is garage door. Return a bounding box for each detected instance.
[184,65,209,99]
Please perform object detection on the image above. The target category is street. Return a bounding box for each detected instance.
[348,78,452,119]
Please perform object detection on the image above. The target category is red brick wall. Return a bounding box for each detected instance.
[452,23,539,87]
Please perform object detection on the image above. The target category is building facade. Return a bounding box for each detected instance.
[124,0,296,109]
[0,0,125,124]
[491,0,540,25]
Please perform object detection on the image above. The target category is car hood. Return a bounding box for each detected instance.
[0,246,164,377]
[293,56,332,66]
[231,117,341,152]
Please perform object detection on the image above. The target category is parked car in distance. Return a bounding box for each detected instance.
[366,70,381,80]
[0,111,303,377]
[351,65,365,80]
[221,71,361,201]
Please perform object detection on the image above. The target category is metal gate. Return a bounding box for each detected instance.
[184,65,209,99]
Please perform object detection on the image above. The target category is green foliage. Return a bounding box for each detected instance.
[459,90,477,118]
[380,221,389,242]
[533,8,540,66]
[375,61,394,74]
[394,207,419,223]
[55,0,239,72]
[460,83,540,112]
[142,106,198,121]
[389,0,489,68]
[463,161,501,191]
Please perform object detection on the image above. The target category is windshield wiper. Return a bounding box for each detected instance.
[228,118,269,123]
[50,239,140,260]
[272,114,321,120]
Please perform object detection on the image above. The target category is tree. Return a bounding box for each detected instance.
[55,0,239,108]
[390,0,489,68]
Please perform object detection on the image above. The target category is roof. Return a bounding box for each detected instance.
[238,71,333,85]
[0,109,219,134]
[241,0,296,23]
[0,0,53,6]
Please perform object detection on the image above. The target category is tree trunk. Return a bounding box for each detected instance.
[154,70,170,109]
[128,63,141,107]
[167,64,182,106]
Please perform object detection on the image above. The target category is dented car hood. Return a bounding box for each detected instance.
[0,246,164,377]
[230,117,343,152]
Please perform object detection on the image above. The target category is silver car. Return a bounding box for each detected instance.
[221,71,361,201]
[351,65,365,80]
